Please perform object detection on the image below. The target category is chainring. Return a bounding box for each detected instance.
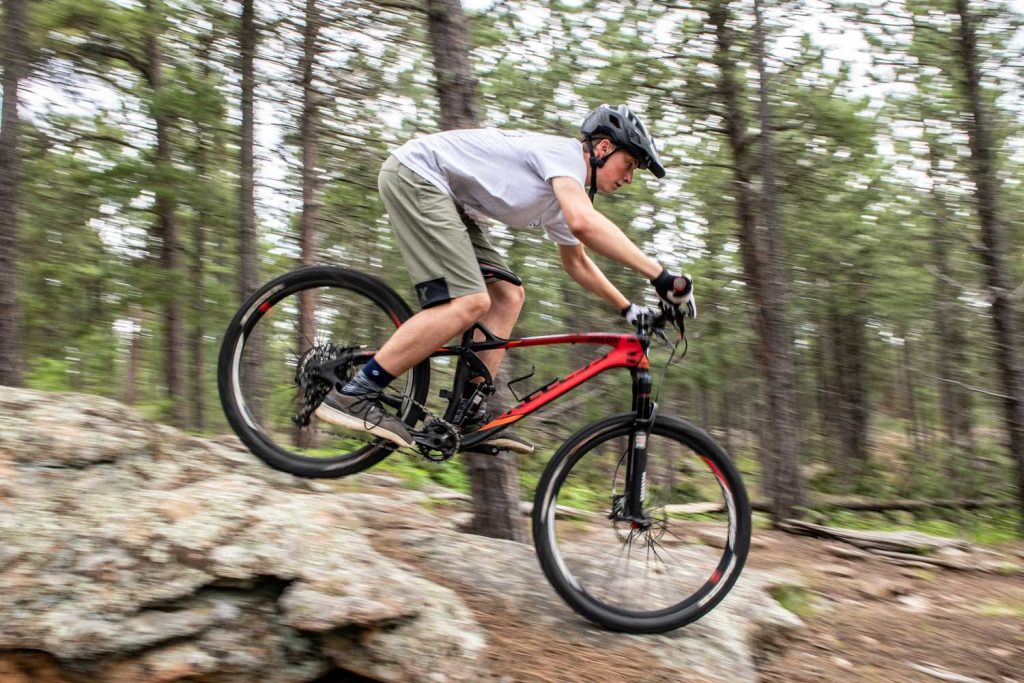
[417,418,461,462]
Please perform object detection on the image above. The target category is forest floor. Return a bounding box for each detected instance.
[750,529,1024,683]
[370,487,1024,683]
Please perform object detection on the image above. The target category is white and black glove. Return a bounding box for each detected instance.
[620,303,654,329]
[651,268,697,319]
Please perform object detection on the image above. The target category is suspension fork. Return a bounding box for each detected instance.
[625,366,657,520]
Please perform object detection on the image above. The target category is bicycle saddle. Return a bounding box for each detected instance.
[479,261,522,287]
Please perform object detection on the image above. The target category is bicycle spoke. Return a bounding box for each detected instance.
[542,423,747,625]
[224,273,425,467]
[643,536,654,609]
[660,525,690,544]
[622,529,637,609]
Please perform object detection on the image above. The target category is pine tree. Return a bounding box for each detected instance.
[0,0,28,386]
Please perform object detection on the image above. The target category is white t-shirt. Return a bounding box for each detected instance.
[392,128,586,246]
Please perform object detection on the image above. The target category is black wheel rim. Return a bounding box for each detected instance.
[227,277,415,466]
[540,421,744,619]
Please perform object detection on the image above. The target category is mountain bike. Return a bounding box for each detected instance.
[217,264,751,633]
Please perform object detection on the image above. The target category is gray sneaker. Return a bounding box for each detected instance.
[477,429,535,454]
[464,409,535,454]
[315,390,414,449]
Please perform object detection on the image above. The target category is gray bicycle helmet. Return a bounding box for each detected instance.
[581,104,665,179]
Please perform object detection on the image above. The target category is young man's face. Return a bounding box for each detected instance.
[593,139,640,194]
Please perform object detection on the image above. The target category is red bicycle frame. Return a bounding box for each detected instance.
[431,324,651,443]
[431,323,657,519]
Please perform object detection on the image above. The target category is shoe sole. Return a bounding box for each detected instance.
[315,403,414,449]
[478,438,535,454]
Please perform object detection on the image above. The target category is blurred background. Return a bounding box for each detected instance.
[0,0,1022,538]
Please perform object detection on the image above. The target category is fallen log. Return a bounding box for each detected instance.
[752,498,1013,514]
[870,548,972,571]
[805,497,1014,512]
[777,519,970,555]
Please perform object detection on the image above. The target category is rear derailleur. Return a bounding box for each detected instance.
[292,343,359,427]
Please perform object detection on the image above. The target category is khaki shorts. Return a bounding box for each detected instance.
[378,155,510,309]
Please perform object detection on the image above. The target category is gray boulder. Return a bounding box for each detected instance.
[0,388,800,682]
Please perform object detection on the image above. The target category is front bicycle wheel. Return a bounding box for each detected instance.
[217,265,430,478]
[533,413,751,633]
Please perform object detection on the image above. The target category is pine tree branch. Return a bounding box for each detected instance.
[375,0,425,11]
[920,372,1011,400]
[923,263,969,293]
[80,42,152,84]
[72,133,146,153]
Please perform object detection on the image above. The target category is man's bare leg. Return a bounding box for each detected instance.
[372,291,491,375]
[475,280,526,380]
[316,291,491,448]
[462,280,534,453]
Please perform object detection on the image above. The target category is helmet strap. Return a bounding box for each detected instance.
[585,136,614,203]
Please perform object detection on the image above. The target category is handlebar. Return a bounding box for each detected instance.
[635,301,690,341]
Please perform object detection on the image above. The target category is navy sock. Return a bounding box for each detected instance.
[340,358,395,396]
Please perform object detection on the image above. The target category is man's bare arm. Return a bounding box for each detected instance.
[551,176,662,279]
[558,243,631,311]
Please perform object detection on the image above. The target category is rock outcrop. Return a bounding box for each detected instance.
[0,388,800,682]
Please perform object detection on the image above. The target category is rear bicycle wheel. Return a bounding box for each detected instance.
[217,265,430,478]
[533,413,751,633]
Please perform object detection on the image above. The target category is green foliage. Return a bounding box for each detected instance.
[821,507,1021,546]
[373,455,471,494]
[768,584,817,619]
[6,0,1024,531]
[25,357,75,392]
[976,600,1024,618]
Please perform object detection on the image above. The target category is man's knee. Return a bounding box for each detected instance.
[488,281,526,312]
[451,291,491,325]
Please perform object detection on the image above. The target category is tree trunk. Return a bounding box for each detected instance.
[295,0,321,449]
[815,319,839,444]
[829,298,870,490]
[0,0,26,387]
[425,0,524,542]
[752,0,805,519]
[710,0,805,522]
[238,0,259,301]
[926,141,975,493]
[715,334,732,453]
[144,0,186,427]
[700,380,711,431]
[237,0,263,422]
[123,305,145,405]
[901,333,921,455]
[826,302,853,488]
[425,0,479,131]
[954,0,1024,531]
[190,125,209,433]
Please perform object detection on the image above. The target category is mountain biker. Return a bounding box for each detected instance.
[316,104,694,452]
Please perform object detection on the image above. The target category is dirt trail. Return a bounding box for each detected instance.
[749,532,1023,683]
[376,512,1023,683]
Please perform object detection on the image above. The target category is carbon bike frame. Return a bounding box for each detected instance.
[430,322,658,520]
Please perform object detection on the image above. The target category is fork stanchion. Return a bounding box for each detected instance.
[626,366,655,520]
